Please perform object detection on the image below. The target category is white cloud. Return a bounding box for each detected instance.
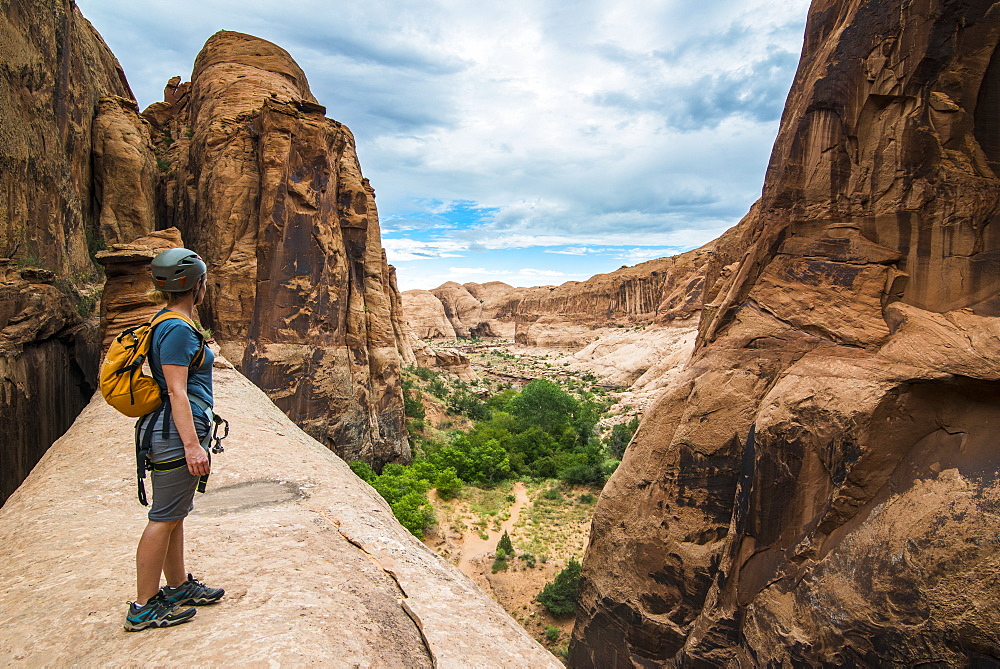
[76,0,809,289]
[381,238,466,261]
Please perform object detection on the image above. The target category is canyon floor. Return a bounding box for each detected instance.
[412,336,665,657]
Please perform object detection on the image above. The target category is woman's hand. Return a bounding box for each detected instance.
[184,442,210,476]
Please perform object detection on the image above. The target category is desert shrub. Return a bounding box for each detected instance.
[448,388,490,420]
[558,460,605,486]
[606,416,640,459]
[541,486,563,502]
[368,463,435,539]
[427,435,510,485]
[537,559,582,616]
[544,625,561,642]
[577,493,596,504]
[433,467,463,500]
[491,554,509,573]
[411,366,437,381]
[406,419,424,440]
[428,377,449,398]
[389,491,436,539]
[403,387,425,421]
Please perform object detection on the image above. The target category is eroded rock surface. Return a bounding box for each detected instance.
[0,0,138,504]
[0,357,560,668]
[145,31,410,468]
[571,1,1000,665]
[94,228,186,350]
[405,249,712,352]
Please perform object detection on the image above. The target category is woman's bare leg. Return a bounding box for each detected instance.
[162,519,186,588]
[135,519,181,604]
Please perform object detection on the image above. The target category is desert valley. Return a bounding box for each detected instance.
[2,0,1000,665]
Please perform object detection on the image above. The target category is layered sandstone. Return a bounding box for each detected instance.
[0,356,560,668]
[571,1,1000,665]
[94,228,186,350]
[144,32,410,468]
[405,247,712,348]
[0,0,141,504]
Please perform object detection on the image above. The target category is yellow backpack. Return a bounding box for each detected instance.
[99,312,206,417]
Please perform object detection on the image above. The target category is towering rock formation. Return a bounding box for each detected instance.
[570,1,1000,665]
[3,10,416,506]
[142,31,410,468]
[0,0,150,504]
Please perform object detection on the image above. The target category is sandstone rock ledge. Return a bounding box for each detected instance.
[0,357,558,667]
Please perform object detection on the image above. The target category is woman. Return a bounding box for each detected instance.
[124,247,224,631]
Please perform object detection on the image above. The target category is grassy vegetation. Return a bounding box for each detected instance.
[357,359,641,542]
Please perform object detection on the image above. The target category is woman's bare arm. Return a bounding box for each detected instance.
[162,364,210,476]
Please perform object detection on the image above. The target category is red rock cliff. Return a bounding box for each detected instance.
[144,32,410,467]
[404,245,713,348]
[570,0,1000,665]
[0,0,148,504]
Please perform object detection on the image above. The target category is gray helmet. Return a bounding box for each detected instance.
[150,247,207,292]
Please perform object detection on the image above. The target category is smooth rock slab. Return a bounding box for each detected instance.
[0,355,559,668]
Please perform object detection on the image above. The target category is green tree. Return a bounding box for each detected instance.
[434,467,463,500]
[537,559,582,616]
[349,460,376,483]
[509,379,576,434]
[497,530,514,556]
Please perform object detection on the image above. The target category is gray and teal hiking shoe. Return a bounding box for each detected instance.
[124,591,196,631]
[161,573,224,606]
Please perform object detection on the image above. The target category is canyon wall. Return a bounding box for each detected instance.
[404,245,713,348]
[570,0,1000,666]
[144,32,412,468]
[2,12,416,507]
[0,0,148,504]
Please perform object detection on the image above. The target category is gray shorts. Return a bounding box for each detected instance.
[140,412,211,522]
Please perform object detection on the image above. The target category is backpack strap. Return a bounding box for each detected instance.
[133,312,209,506]
[149,311,207,370]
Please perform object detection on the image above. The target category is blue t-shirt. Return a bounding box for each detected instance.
[149,309,215,428]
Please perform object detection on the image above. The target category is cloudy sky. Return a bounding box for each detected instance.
[77,0,810,291]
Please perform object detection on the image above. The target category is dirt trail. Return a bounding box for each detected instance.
[457,481,529,574]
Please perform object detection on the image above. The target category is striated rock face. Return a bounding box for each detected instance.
[403,289,458,339]
[145,32,409,468]
[570,1,1000,666]
[405,248,712,348]
[0,0,139,504]
[92,95,158,246]
[94,228,185,350]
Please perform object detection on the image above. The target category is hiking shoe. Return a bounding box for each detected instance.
[124,592,196,631]
[161,573,224,606]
